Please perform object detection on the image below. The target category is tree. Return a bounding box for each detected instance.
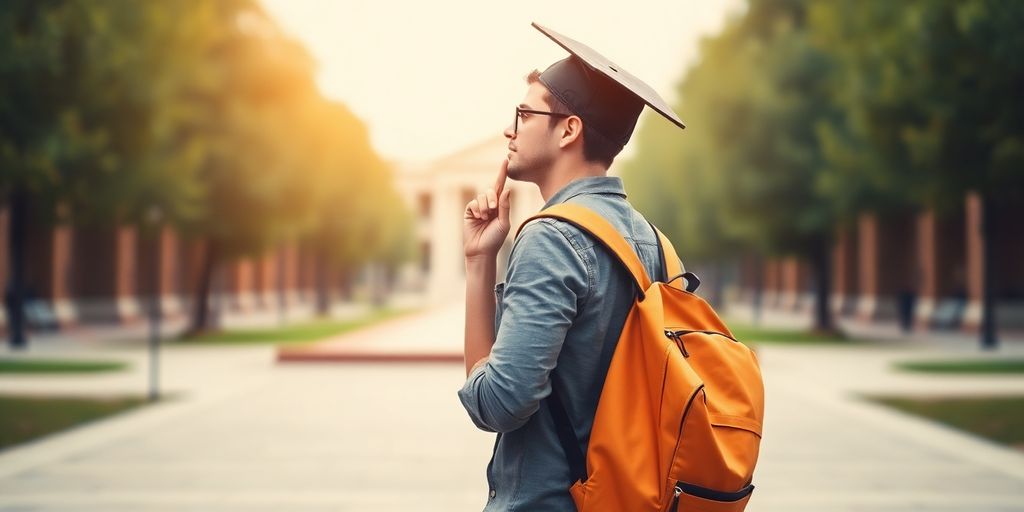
[2,0,413,341]
[0,0,205,348]
[302,102,414,314]
[620,57,745,308]
[625,0,844,331]
[175,2,330,334]
[811,0,1024,347]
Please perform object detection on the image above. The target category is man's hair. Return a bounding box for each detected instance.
[526,70,622,168]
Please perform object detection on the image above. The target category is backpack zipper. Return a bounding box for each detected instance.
[663,329,689,357]
[669,484,683,511]
[662,383,705,512]
[670,480,756,509]
[665,328,739,344]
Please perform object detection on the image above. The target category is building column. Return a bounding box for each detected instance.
[915,210,938,327]
[912,208,968,330]
[52,226,75,324]
[780,257,800,310]
[963,193,984,330]
[115,226,141,321]
[832,226,858,316]
[428,185,460,302]
[856,214,885,321]
[157,228,183,317]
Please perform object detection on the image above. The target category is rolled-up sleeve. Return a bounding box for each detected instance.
[458,220,591,433]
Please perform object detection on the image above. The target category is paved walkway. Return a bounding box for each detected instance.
[276,301,465,363]
[727,301,1024,348]
[1,300,1023,511]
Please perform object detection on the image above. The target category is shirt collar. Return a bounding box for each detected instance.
[542,176,627,210]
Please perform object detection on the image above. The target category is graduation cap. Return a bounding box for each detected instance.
[533,22,686,149]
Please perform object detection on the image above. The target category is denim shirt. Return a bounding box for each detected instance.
[457,176,671,511]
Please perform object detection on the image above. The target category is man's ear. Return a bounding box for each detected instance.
[559,116,584,149]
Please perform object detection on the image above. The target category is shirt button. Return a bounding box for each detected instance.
[489,489,496,499]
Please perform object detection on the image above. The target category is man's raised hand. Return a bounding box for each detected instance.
[463,159,512,260]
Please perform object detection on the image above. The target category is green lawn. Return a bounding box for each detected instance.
[0,359,127,374]
[181,307,415,345]
[870,395,1024,450]
[0,395,148,450]
[895,359,1024,374]
[726,323,851,345]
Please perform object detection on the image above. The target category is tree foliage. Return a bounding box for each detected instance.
[623,0,1023,338]
[811,0,1024,214]
[1,0,412,342]
[625,0,840,256]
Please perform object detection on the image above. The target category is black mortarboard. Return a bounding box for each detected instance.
[533,22,686,149]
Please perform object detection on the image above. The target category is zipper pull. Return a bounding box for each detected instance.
[663,330,690,358]
[671,330,690,358]
[668,485,683,512]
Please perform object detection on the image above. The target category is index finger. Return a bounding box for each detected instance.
[494,158,508,197]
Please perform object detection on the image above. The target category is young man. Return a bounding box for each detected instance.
[458,23,686,511]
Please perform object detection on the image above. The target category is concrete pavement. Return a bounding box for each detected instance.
[1,299,1023,511]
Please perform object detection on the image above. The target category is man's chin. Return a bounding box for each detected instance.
[507,155,546,183]
[506,162,525,181]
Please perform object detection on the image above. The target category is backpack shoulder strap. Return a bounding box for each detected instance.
[519,204,682,484]
[518,203,652,299]
[649,223,687,289]
[653,228,700,292]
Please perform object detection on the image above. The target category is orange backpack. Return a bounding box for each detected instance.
[519,203,765,512]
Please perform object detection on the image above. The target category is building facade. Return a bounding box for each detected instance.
[733,193,1024,332]
[6,137,1014,337]
[393,135,546,302]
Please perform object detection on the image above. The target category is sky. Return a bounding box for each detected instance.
[260,0,745,165]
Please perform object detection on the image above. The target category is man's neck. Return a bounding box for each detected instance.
[537,158,608,202]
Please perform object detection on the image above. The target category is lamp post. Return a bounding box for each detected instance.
[146,206,163,402]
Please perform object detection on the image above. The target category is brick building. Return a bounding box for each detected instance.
[734,193,1024,331]
[0,215,332,331]
[0,135,543,333]
[4,140,1018,335]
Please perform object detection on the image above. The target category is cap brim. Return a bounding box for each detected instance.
[532,22,686,130]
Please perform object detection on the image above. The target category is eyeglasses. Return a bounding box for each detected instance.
[514,107,570,135]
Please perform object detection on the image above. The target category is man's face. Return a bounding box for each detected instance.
[503,82,561,182]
